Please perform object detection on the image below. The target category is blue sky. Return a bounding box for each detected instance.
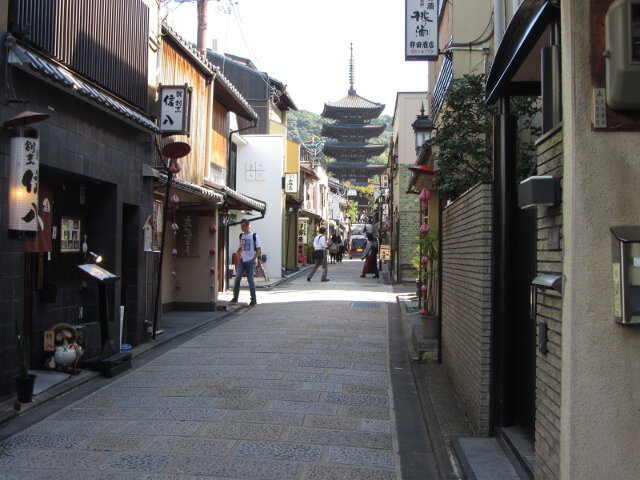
[163,0,430,117]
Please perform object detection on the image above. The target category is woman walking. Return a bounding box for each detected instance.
[328,234,339,263]
[360,233,379,278]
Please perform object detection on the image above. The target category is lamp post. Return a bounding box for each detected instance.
[411,102,435,154]
[152,141,190,340]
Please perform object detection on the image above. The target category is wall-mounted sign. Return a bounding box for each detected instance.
[285,173,298,193]
[177,212,198,257]
[406,0,438,61]
[8,128,40,237]
[381,174,389,188]
[60,217,81,253]
[159,84,192,135]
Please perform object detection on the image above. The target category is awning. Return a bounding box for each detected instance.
[485,0,558,105]
[7,38,159,133]
[155,173,224,204]
[300,209,321,221]
[202,180,266,213]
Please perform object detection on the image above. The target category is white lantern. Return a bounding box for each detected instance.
[9,127,39,238]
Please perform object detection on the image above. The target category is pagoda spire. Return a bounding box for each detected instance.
[348,43,356,95]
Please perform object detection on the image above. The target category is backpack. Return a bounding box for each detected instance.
[239,232,257,252]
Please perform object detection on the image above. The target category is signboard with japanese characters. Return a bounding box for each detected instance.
[285,173,298,193]
[159,84,191,135]
[177,212,198,257]
[8,131,39,236]
[381,174,389,189]
[406,0,438,61]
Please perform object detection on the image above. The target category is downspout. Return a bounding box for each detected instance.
[494,0,504,46]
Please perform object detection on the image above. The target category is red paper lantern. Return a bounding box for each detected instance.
[169,161,181,174]
[209,224,217,235]
[420,223,429,235]
[171,223,179,233]
[172,248,178,257]
[171,271,176,278]
[421,284,427,293]
[209,248,216,256]
[421,256,429,266]
[170,194,180,206]
[210,266,215,274]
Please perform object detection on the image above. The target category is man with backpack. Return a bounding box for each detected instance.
[230,218,261,306]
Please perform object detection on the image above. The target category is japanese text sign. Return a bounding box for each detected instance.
[9,131,39,235]
[406,0,439,61]
[160,85,191,135]
[285,173,298,193]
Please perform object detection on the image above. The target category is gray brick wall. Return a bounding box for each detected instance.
[441,182,493,435]
[533,129,563,480]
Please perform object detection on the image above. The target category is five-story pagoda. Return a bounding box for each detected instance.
[321,45,387,185]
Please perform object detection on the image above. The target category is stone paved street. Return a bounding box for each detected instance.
[0,259,410,480]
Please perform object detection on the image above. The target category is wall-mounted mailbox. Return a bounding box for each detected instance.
[531,274,562,354]
[518,176,559,209]
[611,226,640,324]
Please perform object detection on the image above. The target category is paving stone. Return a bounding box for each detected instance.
[199,422,282,440]
[0,470,37,480]
[268,400,337,416]
[138,475,241,480]
[166,455,298,480]
[93,387,164,397]
[144,436,235,456]
[213,398,266,410]
[100,451,174,472]
[343,385,388,396]
[301,463,396,480]
[251,389,320,402]
[52,407,151,420]
[79,434,149,451]
[362,419,391,434]
[119,396,215,408]
[0,433,88,450]
[351,362,387,372]
[236,441,323,462]
[71,396,122,408]
[117,420,202,436]
[338,405,390,420]
[286,428,392,449]
[329,375,388,388]
[327,446,395,468]
[32,470,139,480]
[27,420,128,435]
[187,378,235,387]
[303,416,358,430]
[148,407,228,422]
[11,450,108,470]
[327,369,387,380]
[297,359,348,369]
[287,374,327,382]
[217,370,285,380]
[325,393,389,408]
[235,379,298,390]
[226,411,305,426]
[302,382,343,393]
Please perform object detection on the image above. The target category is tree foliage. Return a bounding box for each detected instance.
[434,74,540,200]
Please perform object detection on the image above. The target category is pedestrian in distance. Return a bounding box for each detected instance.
[360,233,379,279]
[328,234,339,264]
[230,219,261,306]
[337,235,344,262]
[307,226,330,282]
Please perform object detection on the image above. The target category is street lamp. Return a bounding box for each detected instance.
[152,141,190,339]
[411,102,435,154]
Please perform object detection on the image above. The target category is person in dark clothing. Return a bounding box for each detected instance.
[360,233,379,278]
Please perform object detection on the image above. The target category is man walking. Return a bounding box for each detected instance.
[307,226,330,282]
[230,219,261,306]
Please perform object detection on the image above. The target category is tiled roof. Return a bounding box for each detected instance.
[324,93,384,110]
[7,40,159,132]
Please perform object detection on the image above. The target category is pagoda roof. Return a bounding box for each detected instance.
[327,162,387,172]
[323,142,388,158]
[321,93,385,120]
[321,122,386,140]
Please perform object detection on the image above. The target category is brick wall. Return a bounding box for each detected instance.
[441,182,493,435]
[397,167,421,283]
[533,128,563,480]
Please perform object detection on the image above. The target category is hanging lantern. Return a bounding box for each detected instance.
[210,283,215,290]
[170,194,180,206]
[210,266,215,274]
[171,271,176,278]
[421,256,429,266]
[420,309,427,316]
[209,224,217,235]
[171,223,179,234]
[8,126,40,238]
[169,160,181,174]
[209,248,216,256]
[172,248,178,257]
[420,223,429,235]
[421,284,427,294]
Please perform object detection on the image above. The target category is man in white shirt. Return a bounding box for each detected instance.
[230,219,261,306]
[307,226,330,282]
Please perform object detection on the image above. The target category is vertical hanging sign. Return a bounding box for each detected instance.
[9,127,40,238]
[406,0,439,61]
[159,84,192,135]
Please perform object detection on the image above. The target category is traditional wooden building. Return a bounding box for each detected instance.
[321,46,387,185]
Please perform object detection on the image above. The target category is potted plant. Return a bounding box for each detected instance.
[412,227,439,339]
[14,311,36,404]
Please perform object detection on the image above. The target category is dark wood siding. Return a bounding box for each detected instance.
[8,0,149,109]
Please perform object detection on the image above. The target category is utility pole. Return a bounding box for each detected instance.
[197,0,208,54]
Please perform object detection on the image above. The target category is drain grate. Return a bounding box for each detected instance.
[351,302,383,310]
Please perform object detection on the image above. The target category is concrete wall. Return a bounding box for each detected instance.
[559,2,640,478]
[441,182,493,435]
[234,135,284,279]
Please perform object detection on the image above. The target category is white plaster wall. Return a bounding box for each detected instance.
[233,135,284,279]
[393,92,429,166]
[560,2,640,478]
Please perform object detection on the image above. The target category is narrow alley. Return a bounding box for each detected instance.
[0,259,463,480]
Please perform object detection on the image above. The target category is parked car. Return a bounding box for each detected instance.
[349,235,368,259]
